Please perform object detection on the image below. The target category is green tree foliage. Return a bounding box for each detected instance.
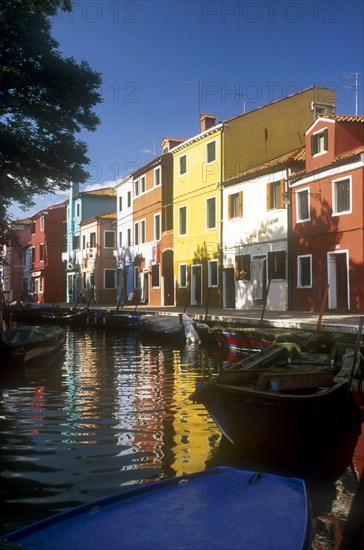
[0,0,102,243]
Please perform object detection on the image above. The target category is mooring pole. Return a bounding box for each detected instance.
[316,283,329,333]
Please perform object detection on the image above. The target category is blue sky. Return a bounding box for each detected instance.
[9,0,364,218]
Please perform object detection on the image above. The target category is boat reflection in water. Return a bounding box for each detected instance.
[0,328,363,549]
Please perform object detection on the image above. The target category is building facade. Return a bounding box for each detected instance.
[2,219,32,302]
[80,212,117,304]
[171,87,335,310]
[289,115,364,312]
[29,203,66,303]
[127,151,174,306]
[63,184,116,303]
[114,176,134,304]
[172,115,223,308]
[222,148,305,311]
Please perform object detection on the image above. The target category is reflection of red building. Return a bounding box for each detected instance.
[30,203,66,303]
[289,115,364,312]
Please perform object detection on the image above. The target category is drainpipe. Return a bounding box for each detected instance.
[286,168,292,310]
[219,123,226,308]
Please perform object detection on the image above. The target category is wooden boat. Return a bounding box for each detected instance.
[8,303,58,323]
[211,326,339,354]
[101,311,145,330]
[212,326,273,352]
[41,307,89,326]
[0,466,312,550]
[0,325,65,367]
[190,345,362,463]
[140,313,202,344]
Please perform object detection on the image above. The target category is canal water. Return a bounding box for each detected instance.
[0,327,363,548]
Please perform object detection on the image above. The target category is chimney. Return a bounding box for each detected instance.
[200,114,216,133]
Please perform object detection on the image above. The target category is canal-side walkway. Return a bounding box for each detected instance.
[132,306,363,335]
[65,302,364,336]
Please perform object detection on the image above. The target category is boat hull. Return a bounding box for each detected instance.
[0,325,65,367]
[41,308,89,326]
[8,303,57,323]
[192,379,361,463]
[102,312,143,330]
[213,328,273,352]
[1,466,311,550]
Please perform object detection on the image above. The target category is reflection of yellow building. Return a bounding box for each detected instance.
[172,87,336,309]
[169,349,220,477]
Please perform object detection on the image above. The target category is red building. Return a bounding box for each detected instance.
[30,203,66,303]
[289,115,364,312]
[2,219,32,302]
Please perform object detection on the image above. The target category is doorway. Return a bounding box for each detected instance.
[251,256,266,304]
[191,264,202,306]
[162,249,174,306]
[223,268,235,308]
[327,251,349,310]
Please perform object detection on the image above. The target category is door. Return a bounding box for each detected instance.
[142,271,149,304]
[162,250,174,306]
[327,251,349,310]
[191,264,202,306]
[251,257,266,303]
[223,268,235,308]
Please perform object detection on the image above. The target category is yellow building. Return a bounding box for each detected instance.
[172,115,223,307]
[223,86,336,179]
[172,87,336,308]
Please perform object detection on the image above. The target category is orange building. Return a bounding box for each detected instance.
[131,149,175,306]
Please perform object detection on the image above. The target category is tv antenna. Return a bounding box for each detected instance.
[337,71,359,115]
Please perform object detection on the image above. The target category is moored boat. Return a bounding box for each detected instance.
[0,325,65,367]
[41,307,89,326]
[8,302,58,323]
[212,326,273,352]
[0,466,312,550]
[211,326,341,354]
[190,344,362,464]
[101,311,145,330]
[140,313,202,344]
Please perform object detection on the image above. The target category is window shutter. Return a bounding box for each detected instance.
[324,128,328,150]
[239,192,243,217]
[266,183,271,210]
[228,195,232,219]
[310,134,315,155]
[279,179,285,208]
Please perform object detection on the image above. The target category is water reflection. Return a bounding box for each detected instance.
[0,327,363,548]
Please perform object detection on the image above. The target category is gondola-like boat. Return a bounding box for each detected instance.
[101,310,145,330]
[190,344,362,464]
[8,302,57,323]
[0,466,312,550]
[41,307,89,326]
[0,325,65,367]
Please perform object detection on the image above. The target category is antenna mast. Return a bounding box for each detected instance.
[337,71,359,115]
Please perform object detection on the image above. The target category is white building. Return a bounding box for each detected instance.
[221,148,305,311]
[114,176,134,303]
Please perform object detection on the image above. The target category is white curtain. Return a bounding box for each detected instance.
[251,258,265,300]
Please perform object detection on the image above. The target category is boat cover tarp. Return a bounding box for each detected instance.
[0,326,64,347]
[1,466,311,550]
